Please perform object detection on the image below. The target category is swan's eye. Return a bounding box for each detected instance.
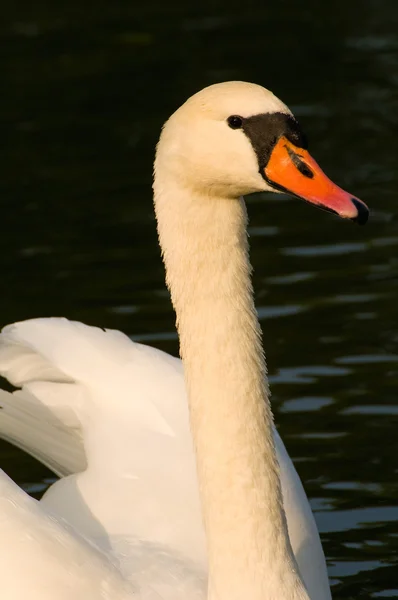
[227,115,243,130]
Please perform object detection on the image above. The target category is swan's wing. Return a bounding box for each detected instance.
[0,318,201,557]
[0,469,134,600]
[0,318,188,478]
[0,385,86,477]
[0,320,91,476]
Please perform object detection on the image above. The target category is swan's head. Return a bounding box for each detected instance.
[155,81,368,224]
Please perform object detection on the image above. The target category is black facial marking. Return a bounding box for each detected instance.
[285,146,314,179]
[241,112,308,171]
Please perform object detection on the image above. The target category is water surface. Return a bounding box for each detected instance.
[1,0,398,596]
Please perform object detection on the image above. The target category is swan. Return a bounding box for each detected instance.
[0,81,368,600]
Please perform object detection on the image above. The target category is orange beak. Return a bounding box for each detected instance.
[264,137,369,224]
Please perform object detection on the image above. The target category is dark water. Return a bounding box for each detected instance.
[1,0,398,596]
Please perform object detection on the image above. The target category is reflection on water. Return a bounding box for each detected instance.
[1,0,398,596]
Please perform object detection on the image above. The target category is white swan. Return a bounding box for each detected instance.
[0,81,368,600]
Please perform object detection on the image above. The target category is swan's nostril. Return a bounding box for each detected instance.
[351,198,369,225]
[296,161,314,179]
[285,146,314,179]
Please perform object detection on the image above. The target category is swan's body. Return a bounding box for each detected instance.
[0,81,368,599]
[0,318,328,599]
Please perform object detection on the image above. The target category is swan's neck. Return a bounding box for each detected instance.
[154,176,308,600]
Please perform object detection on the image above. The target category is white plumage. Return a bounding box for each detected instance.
[0,82,335,599]
[0,317,329,599]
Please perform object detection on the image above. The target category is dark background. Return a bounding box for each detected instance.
[1,0,398,596]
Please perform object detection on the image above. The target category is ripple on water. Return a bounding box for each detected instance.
[247,225,279,237]
[336,354,398,365]
[316,506,398,534]
[295,432,347,440]
[110,304,139,315]
[280,396,333,412]
[323,481,382,492]
[329,293,380,304]
[269,365,351,385]
[266,271,314,285]
[328,560,382,578]
[282,242,367,257]
[341,405,398,416]
[257,304,305,319]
